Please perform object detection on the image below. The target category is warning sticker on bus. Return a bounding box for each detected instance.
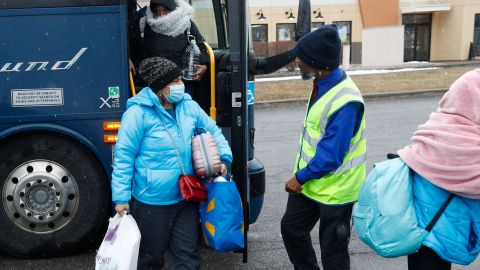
[11,88,64,107]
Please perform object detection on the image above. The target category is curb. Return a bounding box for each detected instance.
[255,88,448,109]
[361,88,448,99]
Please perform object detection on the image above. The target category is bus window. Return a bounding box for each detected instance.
[190,0,219,49]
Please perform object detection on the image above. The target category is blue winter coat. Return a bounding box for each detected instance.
[111,87,233,205]
[413,172,480,265]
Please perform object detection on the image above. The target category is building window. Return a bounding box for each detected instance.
[474,14,480,45]
[252,24,268,42]
[333,21,352,45]
[311,22,325,32]
[276,23,296,41]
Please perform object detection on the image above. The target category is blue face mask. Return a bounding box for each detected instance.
[165,84,185,103]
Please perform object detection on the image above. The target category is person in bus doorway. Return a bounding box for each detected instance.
[111,57,232,270]
[396,69,480,270]
[132,0,209,98]
[280,25,367,270]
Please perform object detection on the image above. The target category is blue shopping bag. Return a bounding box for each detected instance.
[199,177,244,252]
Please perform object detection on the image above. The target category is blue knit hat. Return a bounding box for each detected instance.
[295,24,341,71]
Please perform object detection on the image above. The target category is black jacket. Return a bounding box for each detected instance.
[143,20,209,68]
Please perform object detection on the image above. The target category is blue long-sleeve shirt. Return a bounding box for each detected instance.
[296,68,364,184]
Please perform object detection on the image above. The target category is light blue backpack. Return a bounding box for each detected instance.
[353,158,453,258]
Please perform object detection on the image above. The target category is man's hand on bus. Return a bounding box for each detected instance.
[194,64,207,81]
[115,203,130,216]
[285,176,302,193]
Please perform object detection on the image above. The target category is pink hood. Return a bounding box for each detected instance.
[398,69,480,199]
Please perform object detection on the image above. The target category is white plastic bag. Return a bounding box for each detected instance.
[95,214,141,270]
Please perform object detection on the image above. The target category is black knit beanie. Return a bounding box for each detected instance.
[295,24,341,71]
[138,57,182,92]
[150,0,177,11]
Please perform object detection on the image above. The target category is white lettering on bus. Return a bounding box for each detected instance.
[0,48,88,73]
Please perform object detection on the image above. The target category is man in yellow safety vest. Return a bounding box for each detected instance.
[281,25,366,270]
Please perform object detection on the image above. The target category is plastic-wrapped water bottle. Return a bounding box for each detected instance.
[182,34,201,81]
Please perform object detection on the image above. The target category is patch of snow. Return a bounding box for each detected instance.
[348,67,439,75]
[255,67,440,82]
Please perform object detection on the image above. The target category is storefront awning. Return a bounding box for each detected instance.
[401,4,452,14]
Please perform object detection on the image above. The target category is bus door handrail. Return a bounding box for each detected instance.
[204,42,216,121]
[129,70,136,96]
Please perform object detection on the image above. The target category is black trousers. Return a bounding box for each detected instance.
[408,246,452,270]
[131,200,201,270]
[281,194,353,270]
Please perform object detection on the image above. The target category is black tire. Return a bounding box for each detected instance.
[0,132,110,257]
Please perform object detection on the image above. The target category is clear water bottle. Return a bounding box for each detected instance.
[182,35,201,81]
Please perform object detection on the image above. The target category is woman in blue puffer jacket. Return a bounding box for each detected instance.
[111,57,232,270]
[398,69,480,269]
[408,175,479,269]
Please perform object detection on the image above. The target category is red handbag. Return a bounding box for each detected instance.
[178,174,208,202]
[159,116,208,202]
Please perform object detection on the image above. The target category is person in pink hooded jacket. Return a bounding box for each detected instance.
[398,69,480,269]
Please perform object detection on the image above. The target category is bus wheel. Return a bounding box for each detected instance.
[0,133,110,257]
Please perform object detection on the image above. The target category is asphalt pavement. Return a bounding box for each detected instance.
[1,93,478,269]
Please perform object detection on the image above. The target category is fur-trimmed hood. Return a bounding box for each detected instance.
[146,0,194,37]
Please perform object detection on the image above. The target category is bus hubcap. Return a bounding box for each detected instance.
[3,160,79,233]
